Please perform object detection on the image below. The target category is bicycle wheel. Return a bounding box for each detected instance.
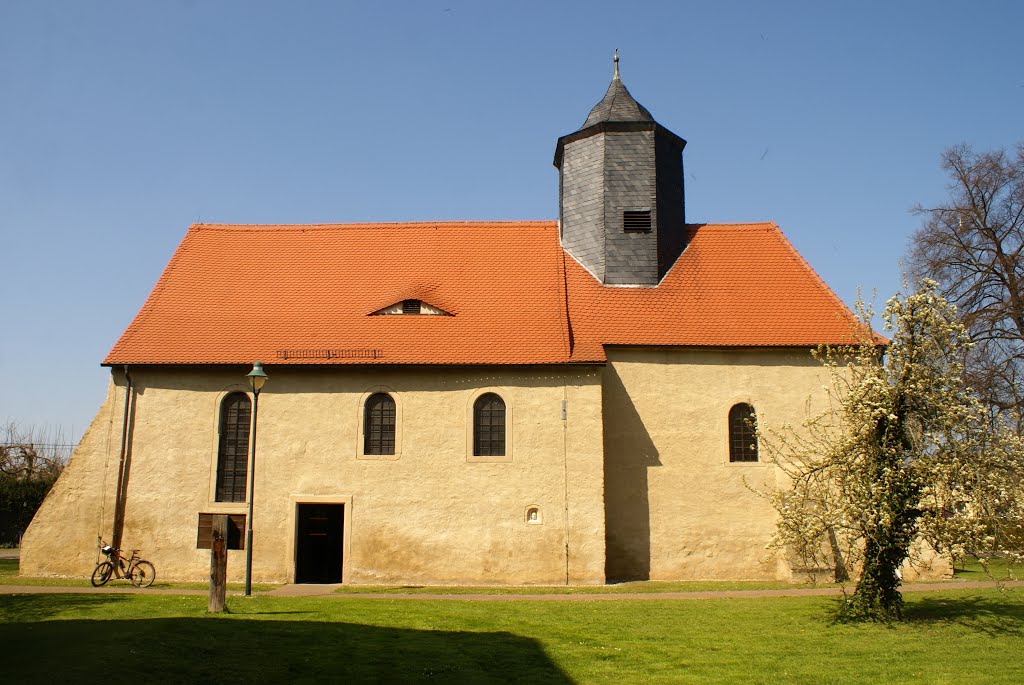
[91,561,114,587]
[130,560,156,588]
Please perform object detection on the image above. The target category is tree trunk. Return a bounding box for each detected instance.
[846,533,907,621]
[208,515,228,613]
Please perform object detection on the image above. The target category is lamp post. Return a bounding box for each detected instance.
[244,361,268,597]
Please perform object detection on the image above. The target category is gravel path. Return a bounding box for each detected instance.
[1,579,1020,600]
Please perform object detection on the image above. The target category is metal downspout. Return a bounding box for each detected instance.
[111,365,133,550]
[563,386,571,585]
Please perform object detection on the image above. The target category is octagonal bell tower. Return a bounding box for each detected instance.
[554,52,687,285]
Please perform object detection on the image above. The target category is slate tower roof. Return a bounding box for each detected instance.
[580,51,655,127]
[555,52,688,286]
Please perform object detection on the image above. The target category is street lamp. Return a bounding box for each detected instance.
[244,360,268,597]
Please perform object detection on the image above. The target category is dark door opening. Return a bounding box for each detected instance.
[295,503,344,583]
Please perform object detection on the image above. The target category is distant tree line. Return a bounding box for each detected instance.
[0,422,70,546]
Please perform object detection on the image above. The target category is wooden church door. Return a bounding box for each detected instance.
[295,503,344,583]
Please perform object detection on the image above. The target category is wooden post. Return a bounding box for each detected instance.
[828,526,850,582]
[208,514,228,613]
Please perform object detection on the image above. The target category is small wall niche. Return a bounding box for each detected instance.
[525,506,542,525]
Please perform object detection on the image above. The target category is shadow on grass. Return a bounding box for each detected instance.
[0,593,131,623]
[0,604,572,683]
[905,594,1024,636]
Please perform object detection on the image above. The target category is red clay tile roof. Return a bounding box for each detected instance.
[104,221,865,366]
[565,223,867,359]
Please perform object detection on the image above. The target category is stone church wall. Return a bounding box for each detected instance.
[20,377,124,579]
[22,365,607,585]
[603,347,831,581]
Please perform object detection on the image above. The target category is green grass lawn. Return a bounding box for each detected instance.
[954,555,1021,581]
[0,558,276,592]
[1,589,1021,683]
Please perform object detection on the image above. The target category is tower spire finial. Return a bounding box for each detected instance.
[613,49,619,79]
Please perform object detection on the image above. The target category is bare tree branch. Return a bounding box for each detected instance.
[908,143,1024,430]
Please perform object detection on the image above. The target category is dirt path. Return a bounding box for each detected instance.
[1,580,1021,600]
[267,580,1024,600]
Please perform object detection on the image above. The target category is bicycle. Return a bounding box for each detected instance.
[91,541,156,588]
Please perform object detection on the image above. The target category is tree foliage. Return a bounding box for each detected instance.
[764,281,1024,621]
[908,143,1024,432]
[0,422,70,546]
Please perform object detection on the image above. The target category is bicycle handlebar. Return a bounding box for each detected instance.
[97,541,144,558]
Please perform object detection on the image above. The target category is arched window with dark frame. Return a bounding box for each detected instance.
[216,392,252,502]
[474,393,506,457]
[728,403,758,462]
[364,393,396,455]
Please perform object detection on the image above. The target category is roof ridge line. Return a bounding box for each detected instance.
[769,223,866,334]
[104,230,193,362]
[190,221,559,231]
[692,221,775,228]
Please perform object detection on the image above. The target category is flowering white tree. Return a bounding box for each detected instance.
[765,280,1024,621]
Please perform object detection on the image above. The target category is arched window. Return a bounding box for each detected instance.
[364,393,396,455]
[216,392,251,502]
[728,403,758,463]
[474,393,506,457]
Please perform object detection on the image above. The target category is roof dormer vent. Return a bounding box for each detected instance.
[370,299,452,316]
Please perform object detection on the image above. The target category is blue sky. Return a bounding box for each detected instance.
[2,1,1022,443]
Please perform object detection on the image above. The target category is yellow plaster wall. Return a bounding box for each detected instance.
[603,347,830,581]
[22,365,606,585]
[20,376,126,577]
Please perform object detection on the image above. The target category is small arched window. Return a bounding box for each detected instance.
[728,403,758,463]
[474,393,506,457]
[216,392,252,502]
[364,393,396,455]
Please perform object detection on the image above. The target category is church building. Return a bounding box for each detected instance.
[22,58,863,584]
